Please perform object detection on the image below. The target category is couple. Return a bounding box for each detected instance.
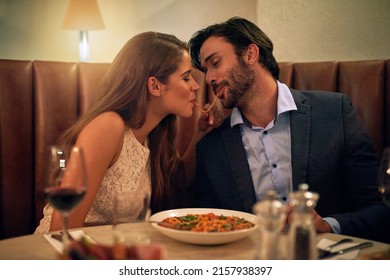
[36,17,390,243]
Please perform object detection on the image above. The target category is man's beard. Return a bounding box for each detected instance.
[217,57,255,109]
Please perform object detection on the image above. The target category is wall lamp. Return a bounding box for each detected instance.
[62,0,105,62]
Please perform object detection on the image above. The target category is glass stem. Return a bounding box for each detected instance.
[62,212,70,255]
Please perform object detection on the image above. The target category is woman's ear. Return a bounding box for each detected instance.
[147,76,162,97]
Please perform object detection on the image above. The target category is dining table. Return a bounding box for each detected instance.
[0,223,388,260]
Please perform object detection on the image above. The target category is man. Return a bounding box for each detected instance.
[188,17,390,243]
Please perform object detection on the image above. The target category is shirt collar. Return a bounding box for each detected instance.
[230,81,297,128]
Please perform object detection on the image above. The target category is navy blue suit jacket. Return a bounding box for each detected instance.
[193,89,390,243]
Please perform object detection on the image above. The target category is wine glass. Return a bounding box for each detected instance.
[42,146,88,253]
[112,189,151,246]
[378,147,390,207]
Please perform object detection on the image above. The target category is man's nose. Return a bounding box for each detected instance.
[205,71,216,86]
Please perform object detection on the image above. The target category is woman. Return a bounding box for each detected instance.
[35,32,220,233]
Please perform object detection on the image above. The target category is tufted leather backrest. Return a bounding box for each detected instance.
[33,61,80,223]
[78,62,111,115]
[0,60,35,238]
[387,60,390,148]
[289,60,386,156]
[293,61,339,91]
[0,59,389,239]
[338,60,385,156]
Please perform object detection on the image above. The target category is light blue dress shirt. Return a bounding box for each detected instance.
[230,81,341,234]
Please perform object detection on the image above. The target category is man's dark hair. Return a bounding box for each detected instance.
[189,16,279,80]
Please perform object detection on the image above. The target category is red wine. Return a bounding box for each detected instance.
[45,188,86,212]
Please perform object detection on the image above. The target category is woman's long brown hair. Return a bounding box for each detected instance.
[58,32,188,213]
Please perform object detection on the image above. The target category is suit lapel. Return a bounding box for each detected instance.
[290,89,310,190]
[222,124,256,212]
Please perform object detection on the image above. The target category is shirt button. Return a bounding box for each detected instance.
[263,131,268,135]
[272,163,277,168]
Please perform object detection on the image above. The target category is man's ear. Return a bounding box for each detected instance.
[244,43,260,65]
[147,76,162,96]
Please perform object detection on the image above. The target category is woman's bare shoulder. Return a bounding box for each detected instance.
[88,112,125,133]
[77,112,126,166]
[79,112,125,145]
[92,111,125,128]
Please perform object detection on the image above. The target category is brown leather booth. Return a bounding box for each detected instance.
[1,59,389,239]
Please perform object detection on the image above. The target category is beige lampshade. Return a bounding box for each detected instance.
[62,0,105,30]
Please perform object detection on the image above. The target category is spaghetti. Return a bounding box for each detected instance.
[159,212,255,232]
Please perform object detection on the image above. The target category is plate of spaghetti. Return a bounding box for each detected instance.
[149,208,258,245]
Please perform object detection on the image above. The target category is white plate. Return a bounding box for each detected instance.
[149,208,258,245]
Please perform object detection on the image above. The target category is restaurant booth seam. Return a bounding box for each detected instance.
[1,59,389,240]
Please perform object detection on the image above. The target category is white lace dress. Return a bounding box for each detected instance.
[34,129,151,234]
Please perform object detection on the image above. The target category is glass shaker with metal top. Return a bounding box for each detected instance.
[288,183,319,259]
[253,190,287,259]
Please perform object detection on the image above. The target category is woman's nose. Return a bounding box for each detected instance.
[192,79,200,91]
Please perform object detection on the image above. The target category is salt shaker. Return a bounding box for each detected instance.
[253,190,287,259]
[288,183,319,259]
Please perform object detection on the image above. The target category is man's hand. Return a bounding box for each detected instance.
[286,205,332,233]
[197,102,224,133]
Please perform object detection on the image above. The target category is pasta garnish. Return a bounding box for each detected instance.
[159,212,255,232]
